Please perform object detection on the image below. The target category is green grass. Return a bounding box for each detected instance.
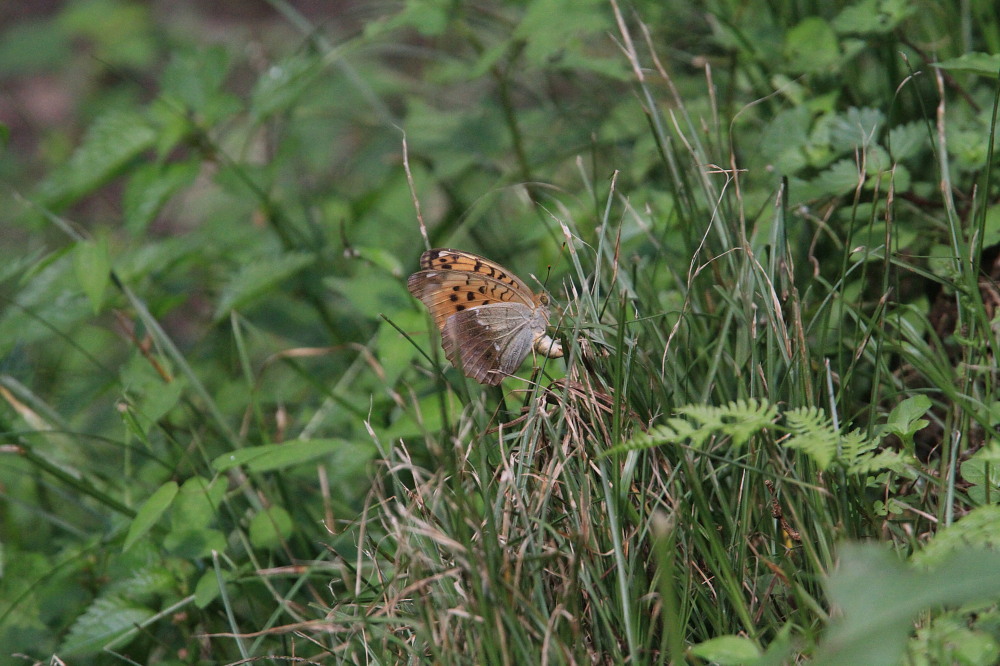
[3,0,1000,663]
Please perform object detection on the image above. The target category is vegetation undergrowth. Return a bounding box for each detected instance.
[3,1,1000,664]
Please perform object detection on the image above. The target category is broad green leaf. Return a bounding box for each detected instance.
[213,252,314,321]
[212,438,371,473]
[833,0,914,35]
[171,476,226,531]
[194,569,235,609]
[249,505,293,550]
[60,596,154,656]
[887,121,927,161]
[816,543,1000,665]
[784,17,839,74]
[163,527,227,559]
[691,635,762,664]
[123,481,178,552]
[37,110,156,210]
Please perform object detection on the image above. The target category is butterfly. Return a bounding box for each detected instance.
[407,248,563,385]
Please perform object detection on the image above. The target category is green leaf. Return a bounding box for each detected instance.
[880,395,932,446]
[249,505,293,550]
[37,110,156,210]
[160,46,233,115]
[73,237,111,314]
[123,160,200,235]
[171,476,226,531]
[934,52,1000,78]
[251,54,323,121]
[213,252,315,321]
[123,481,178,552]
[162,527,227,559]
[690,635,762,664]
[833,0,915,35]
[194,569,235,609]
[887,121,927,161]
[212,438,373,474]
[784,17,840,74]
[817,543,1000,665]
[828,107,885,151]
[60,595,155,656]
[120,358,184,426]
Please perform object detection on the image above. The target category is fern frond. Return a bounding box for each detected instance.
[783,407,839,470]
[603,399,777,457]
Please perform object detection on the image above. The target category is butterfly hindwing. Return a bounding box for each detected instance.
[407,248,562,385]
[442,303,540,385]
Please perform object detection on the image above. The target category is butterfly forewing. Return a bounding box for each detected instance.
[418,248,536,298]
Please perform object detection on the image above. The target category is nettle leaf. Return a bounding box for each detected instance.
[160,45,232,114]
[829,107,885,152]
[123,160,200,235]
[213,252,314,321]
[887,121,927,161]
[60,595,154,656]
[811,158,864,196]
[37,110,156,210]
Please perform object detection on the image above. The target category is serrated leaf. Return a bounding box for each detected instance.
[813,159,864,196]
[73,237,111,314]
[161,46,231,113]
[37,110,156,210]
[213,252,314,321]
[60,596,154,656]
[123,481,178,552]
[887,121,927,161]
[123,160,200,235]
[829,107,885,151]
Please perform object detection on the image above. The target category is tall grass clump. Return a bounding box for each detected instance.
[325,6,1000,665]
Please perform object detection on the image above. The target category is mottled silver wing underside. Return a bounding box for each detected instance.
[442,302,546,385]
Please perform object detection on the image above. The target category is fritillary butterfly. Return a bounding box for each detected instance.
[407,248,563,385]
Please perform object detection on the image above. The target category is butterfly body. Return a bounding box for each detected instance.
[407,249,563,385]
